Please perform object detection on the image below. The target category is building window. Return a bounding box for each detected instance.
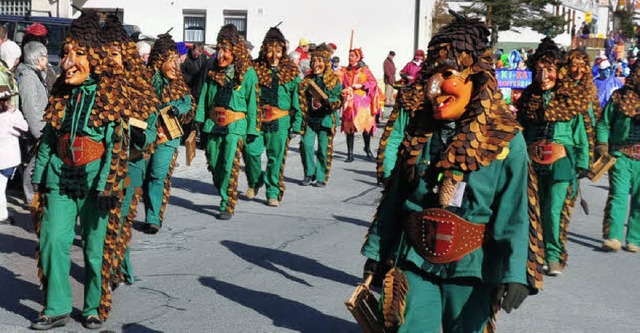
[223,10,247,39]
[184,10,206,43]
[0,0,30,16]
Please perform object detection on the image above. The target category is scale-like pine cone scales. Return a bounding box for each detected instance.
[610,62,640,118]
[225,141,244,215]
[526,164,545,291]
[382,268,408,329]
[603,192,614,239]
[209,24,252,88]
[376,104,401,183]
[325,132,335,183]
[439,177,456,208]
[158,150,179,225]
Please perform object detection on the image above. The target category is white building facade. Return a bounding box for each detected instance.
[61,0,435,80]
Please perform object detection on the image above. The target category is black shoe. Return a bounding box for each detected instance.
[82,315,103,330]
[143,223,161,234]
[30,314,70,330]
[218,211,232,220]
[346,153,354,163]
[314,181,326,188]
[364,148,374,159]
[301,176,313,186]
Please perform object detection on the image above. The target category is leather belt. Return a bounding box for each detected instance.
[404,208,486,264]
[56,134,105,166]
[527,141,566,165]
[615,144,640,160]
[261,105,289,123]
[210,107,246,127]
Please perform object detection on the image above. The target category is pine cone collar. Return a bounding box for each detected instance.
[253,57,300,87]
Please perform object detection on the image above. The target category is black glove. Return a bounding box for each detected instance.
[130,126,146,148]
[595,143,608,159]
[288,132,298,140]
[166,105,179,117]
[96,192,118,211]
[577,167,589,179]
[496,283,529,313]
[246,134,257,144]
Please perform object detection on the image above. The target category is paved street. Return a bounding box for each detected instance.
[1,125,639,332]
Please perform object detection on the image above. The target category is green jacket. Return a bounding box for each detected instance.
[362,132,530,287]
[196,66,259,136]
[597,97,639,155]
[303,75,343,130]
[152,72,194,148]
[381,106,411,179]
[259,72,303,133]
[32,79,118,194]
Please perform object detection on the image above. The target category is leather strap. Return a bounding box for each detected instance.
[56,134,105,166]
[404,208,486,264]
[261,105,289,123]
[210,107,246,127]
[527,141,566,165]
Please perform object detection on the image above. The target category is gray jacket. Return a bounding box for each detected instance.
[15,63,48,138]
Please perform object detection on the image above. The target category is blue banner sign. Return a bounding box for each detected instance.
[496,69,532,89]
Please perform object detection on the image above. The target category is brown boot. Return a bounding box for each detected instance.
[602,239,622,252]
[267,198,279,207]
[625,243,639,253]
[245,188,256,199]
[546,261,563,276]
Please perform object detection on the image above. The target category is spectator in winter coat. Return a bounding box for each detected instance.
[15,41,49,204]
[0,85,27,224]
[181,42,208,101]
[399,49,424,84]
[383,50,396,106]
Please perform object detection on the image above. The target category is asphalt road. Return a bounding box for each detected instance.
[0,125,638,332]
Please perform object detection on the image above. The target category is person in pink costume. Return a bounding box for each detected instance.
[341,48,382,162]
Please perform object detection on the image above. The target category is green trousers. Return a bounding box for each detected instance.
[604,155,640,245]
[118,158,148,284]
[206,133,243,213]
[144,143,176,227]
[539,176,571,263]
[387,269,492,333]
[39,190,108,317]
[244,116,290,200]
[301,125,333,183]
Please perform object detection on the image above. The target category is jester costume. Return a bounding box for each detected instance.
[597,61,640,253]
[143,33,195,231]
[196,24,258,220]
[340,48,381,162]
[298,44,343,187]
[100,15,160,286]
[30,12,130,329]
[517,38,590,275]
[552,49,599,266]
[361,13,543,332]
[244,27,301,206]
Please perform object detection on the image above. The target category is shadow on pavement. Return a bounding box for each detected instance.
[568,232,602,244]
[343,168,377,179]
[220,240,360,287]
[198,276,359,332]
[170,176,215,196]
[332,215,371,228]
[0,266,41,321]
[122,322,163,332]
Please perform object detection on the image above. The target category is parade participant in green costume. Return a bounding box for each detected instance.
[30,11,130,330]
[99,15,160,286]
[298,43,343,187]
[551,48,599,266]
[143,33,195,232]
[360,12,543,332]
[196,24,258,220]
[518,37,590,276]
[244,26,301,206]
[597,61,640,253]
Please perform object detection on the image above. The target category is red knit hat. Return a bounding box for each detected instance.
[25,23,48,36]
